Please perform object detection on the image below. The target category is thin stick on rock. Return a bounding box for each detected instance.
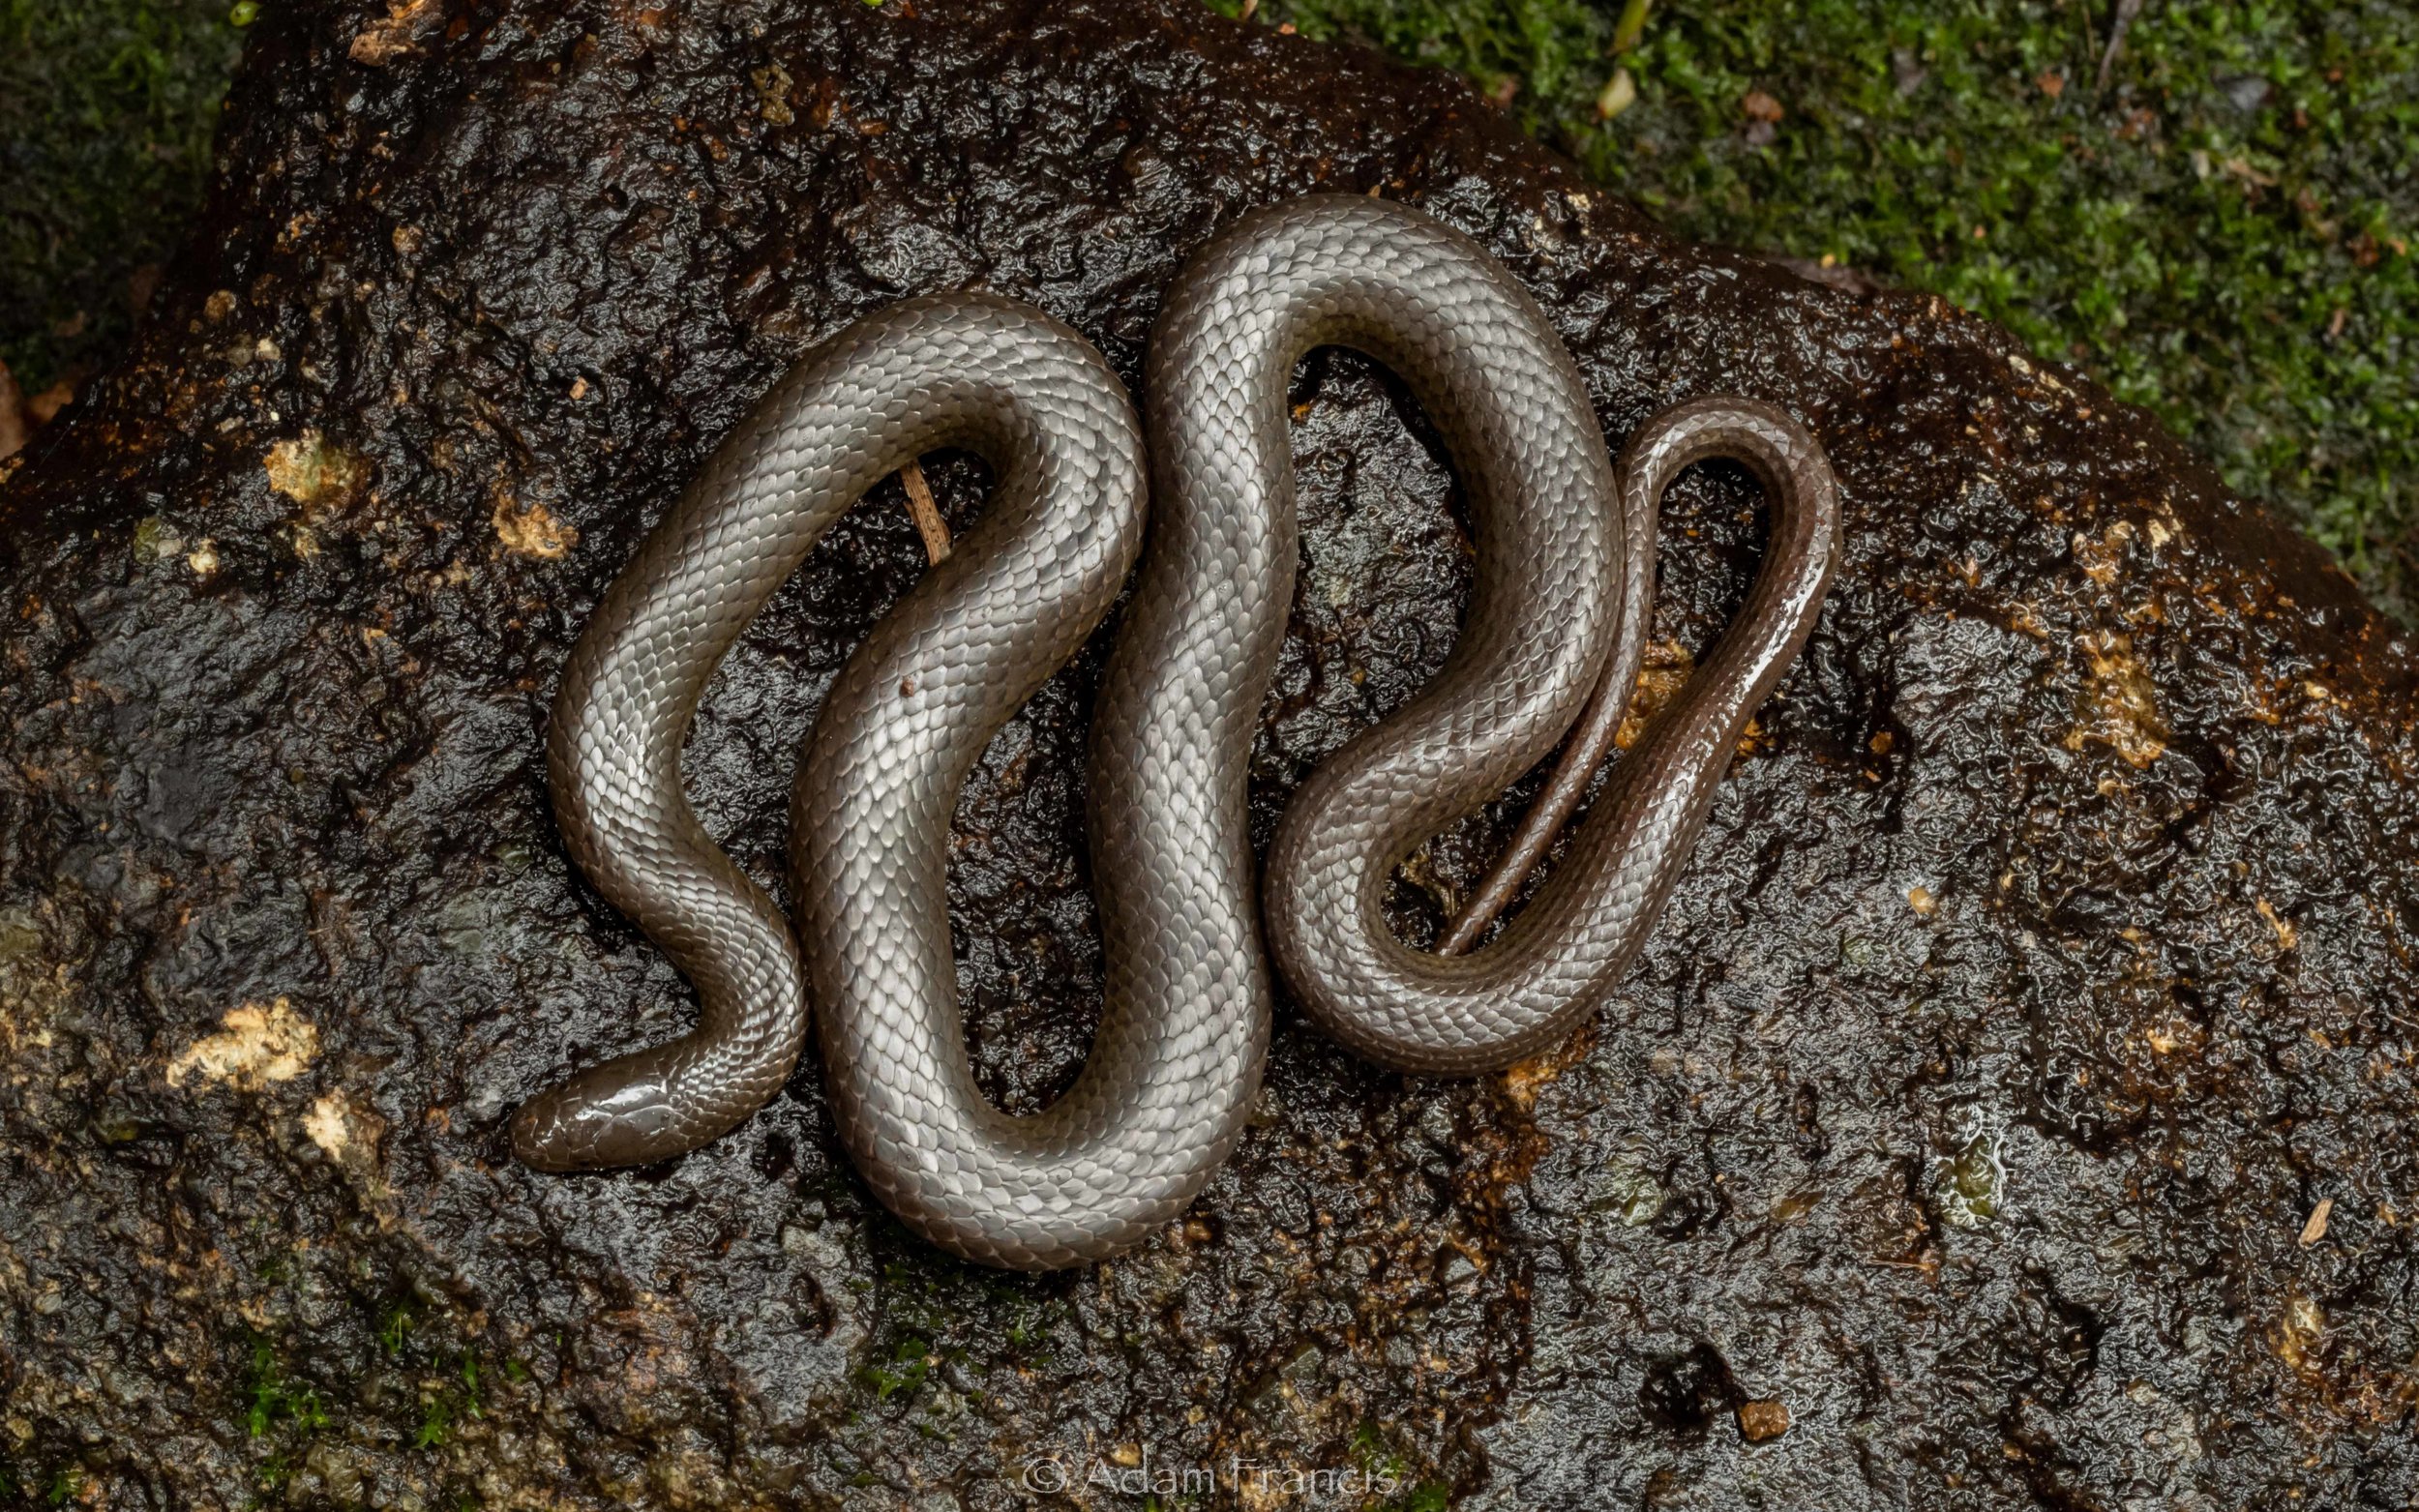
[2098,0,2147,93]
[899,458,951,564]
[0,363,25,462]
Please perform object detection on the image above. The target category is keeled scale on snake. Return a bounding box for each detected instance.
[510,195,1841,1269]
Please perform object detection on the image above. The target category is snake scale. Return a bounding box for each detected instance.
[511,195,1841,1269]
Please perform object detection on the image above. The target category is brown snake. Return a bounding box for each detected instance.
[512,195,1840,1268]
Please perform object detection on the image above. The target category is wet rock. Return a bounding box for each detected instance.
[3,0,2416,1507]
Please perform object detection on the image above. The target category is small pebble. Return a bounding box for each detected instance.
[1738,1399,1791,1442]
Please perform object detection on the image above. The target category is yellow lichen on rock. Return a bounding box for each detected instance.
[304,1092,352,1156]
[264,430,368,512]
[2256,897,2299,951]
[2072,519,2135,585]
[164,996,318,1091]
[0,912,67,1058]
[493,489,578,559]
[348,0,443,65]
[1614,638,1697,751]
[2063,630,2167,767]
[752,61,796,125]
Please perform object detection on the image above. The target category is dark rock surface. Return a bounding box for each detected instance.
[4,1,2417,1506]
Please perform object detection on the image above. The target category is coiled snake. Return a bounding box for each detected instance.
[511,196,1840,1269]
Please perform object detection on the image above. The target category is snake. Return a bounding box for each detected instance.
[511,195,1840,1269]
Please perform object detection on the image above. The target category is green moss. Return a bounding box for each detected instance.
[377,1301,414,1356]
[241,1335,328,1438]
[411,1396,453,1450]
[1239,0,2419,618]
[401,1355,486,1450]
[0,0,242,394]
[860,1335,934,1401]
[1351,1420,1429,1499]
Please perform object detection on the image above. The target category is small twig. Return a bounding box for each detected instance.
[1611,0,1651,54]
[1238,0,1257,21]
[2097,0,2146,94]
[898,458,951,564]
[0,361,26,462]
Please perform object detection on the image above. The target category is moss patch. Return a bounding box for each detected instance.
[0,0,245,395]
[1220,0,2419,618]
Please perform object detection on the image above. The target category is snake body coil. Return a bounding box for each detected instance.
[514,196,1840,1270]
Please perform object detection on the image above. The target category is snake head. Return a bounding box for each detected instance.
[511,1055,697,1171]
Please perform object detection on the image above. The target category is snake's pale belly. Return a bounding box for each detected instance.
[512,196,1840,1269]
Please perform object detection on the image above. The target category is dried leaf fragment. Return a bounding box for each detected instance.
[2299,1199,2332,1247]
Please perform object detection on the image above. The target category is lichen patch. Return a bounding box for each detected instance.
[493,490,578,559]
[164,997,318,1090]
[2072,519,2136,584]
[1615,638,1697,751]
[133,514,186,563]
[2063,630,2167,766]
[752,61,796,125]
[2256,897,2300,951]
[1499,1016,1597,1112]
[264,430,368,512]
[348,0,443,65]
[304,1093,352,1155]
